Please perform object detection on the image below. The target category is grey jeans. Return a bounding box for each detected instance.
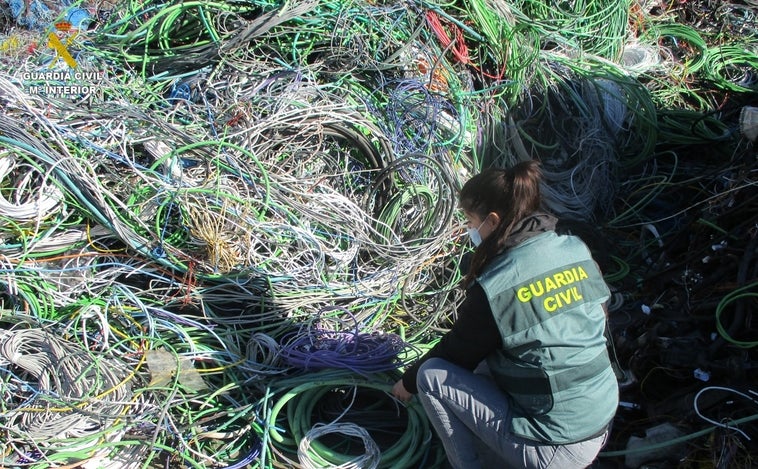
[416,358,608,469]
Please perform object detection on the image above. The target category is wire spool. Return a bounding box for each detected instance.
[740,106,758,142]
[0,327,132,466]
[298,422,381,469]
[620,42,660,76]
[0,152,64,225]
[278,305,410,375]
[268,374,433,469]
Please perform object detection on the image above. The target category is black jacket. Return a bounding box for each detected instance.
[401,284,501,393]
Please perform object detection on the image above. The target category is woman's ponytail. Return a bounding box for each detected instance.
[459,160,544,287]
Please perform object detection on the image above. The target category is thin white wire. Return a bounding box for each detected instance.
[297,387,380,469]
[0,327,131,441]
[694,386,757,441]
[298,422,381,469]
[0,153,64,223]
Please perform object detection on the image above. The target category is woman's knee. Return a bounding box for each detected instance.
[416,358,452,393]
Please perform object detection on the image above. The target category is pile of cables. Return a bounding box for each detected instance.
[0,0,757,467]
[278,306,413,376]
[0,320,134,467]
[265,370,440,469]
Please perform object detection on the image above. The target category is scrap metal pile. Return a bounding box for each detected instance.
[0,0,756,467]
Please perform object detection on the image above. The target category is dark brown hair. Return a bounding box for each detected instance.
[459,160,543,286]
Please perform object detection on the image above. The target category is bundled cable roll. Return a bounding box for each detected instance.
[0,152,64,225]
[92,0,320,78]
[279,306,411,375]
[267,370,435,469]
[298,422,381,469]
[0,324,133,467]
[477,67,648,222]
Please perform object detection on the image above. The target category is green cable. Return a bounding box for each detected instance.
[420,0,486,43]
[715,282,758,348]
[376,183,437,241]
[517,0,630,60]
[123,1,234,42]
[168,140,272,211]
[639,22,708,74]
[657,109,731,145]
[0,275,51,319]
[702,44,758,93]
[603,255,630,284]
[268,375,431,468]
[606,151,679,227]
[198,4,222,43]
[599,412,758,458]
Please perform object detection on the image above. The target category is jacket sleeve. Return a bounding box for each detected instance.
[401,283,503,393]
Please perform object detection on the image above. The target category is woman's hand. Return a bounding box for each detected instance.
[392,379,413,402]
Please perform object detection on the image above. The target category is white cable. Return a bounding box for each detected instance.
[0,154,64,223]
[0,328,131,440]
[298,422,381,469]
[694,386,757,441]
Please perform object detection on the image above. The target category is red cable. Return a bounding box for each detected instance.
[424,10,507,81]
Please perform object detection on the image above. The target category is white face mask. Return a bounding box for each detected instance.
[467,219,487,247]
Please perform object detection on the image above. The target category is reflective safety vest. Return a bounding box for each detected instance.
[477,231,618,444]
